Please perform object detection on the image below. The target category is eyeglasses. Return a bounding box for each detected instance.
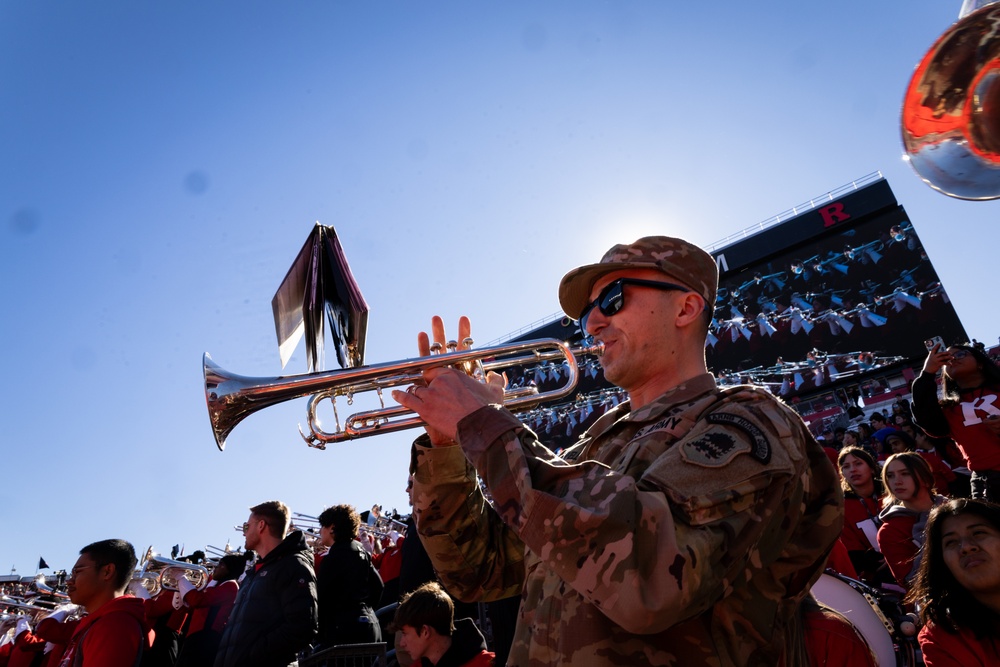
[579,278,692,332]
[68,564,97,579]
[949,349,971,359]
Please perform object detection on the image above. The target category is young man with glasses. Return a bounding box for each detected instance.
[395,236,843,666]
[56,539,153,666]
[213,500,318,667]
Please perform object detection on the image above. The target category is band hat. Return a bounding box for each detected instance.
[559,236,719,320]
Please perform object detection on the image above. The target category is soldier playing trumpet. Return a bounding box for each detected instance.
[394,236,843,667]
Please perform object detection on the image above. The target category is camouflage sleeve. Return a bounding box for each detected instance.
[456,396,841,635]
[411,436,526,603]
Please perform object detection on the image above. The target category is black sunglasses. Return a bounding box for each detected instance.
[579,278,692,332]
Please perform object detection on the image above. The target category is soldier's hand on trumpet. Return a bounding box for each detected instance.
[393,315,506,445]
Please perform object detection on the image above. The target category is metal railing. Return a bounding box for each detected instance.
[703,171,884,253]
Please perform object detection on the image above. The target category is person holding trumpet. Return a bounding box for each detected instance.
[393,236,843,667]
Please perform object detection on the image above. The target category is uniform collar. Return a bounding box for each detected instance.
[627,373,718,422]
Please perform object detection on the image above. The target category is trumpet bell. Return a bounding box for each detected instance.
[902,2,1000,199]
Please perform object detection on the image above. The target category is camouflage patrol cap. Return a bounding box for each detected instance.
[559,236,718,319]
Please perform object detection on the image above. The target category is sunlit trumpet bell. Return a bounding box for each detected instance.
[902,1,1000,199]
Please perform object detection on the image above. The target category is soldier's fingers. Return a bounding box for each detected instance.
[458,316,472,349]
[431,315,447,354]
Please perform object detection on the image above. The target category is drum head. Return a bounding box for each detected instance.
[810,573,896,666]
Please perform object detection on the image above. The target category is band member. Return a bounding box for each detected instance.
[174,553,249,667]
[59,539,153,667]
[213,500,317,667]
[394,236,843,666]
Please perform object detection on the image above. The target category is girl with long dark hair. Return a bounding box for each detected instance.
[907,498,1000,666]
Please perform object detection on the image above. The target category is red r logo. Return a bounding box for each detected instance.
[819,203,850,227]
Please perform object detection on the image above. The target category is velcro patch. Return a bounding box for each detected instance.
[680,429,747,467]
[706,412,771,464]
[633,414,687,440]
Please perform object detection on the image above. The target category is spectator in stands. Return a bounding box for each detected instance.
[908,498,1000,666]
[315,504,383,648]
[912,342,1000,502]
[214,500,317,667]
[838,447,891,587]
[877,452,947,589]
[884,430,958,497]
[391,582,494,667]
[60,539,153,667]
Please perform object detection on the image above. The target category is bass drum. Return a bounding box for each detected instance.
[810,572,916,667]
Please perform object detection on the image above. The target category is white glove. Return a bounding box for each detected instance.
[171,592,184,611]
[174,573,196,600]
[15,616,31,638]
[45,603,80,623]
[127,580,151,600]
[44,642,56,654]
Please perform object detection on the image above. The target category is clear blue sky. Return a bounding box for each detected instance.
[2,1,994,574]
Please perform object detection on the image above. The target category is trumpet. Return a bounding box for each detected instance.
[205,337,603,450]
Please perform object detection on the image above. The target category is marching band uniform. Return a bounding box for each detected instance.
[56,595,152,667]
[174,578,239,667]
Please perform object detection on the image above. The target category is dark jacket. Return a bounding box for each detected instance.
[213,531,318,667]
[317,539,384,646]
[398,515,437,599]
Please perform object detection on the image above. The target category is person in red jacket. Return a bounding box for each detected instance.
[877,452,948,589]
[391,582,493,667]
[173,553,249,667]
[837,447,890,587]
[907,498,1000,666]
[58,539,154,667]
[911,342,1000,501]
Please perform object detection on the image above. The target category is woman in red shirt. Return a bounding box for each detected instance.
[911,343,1000,501]
[837,447,891,587]
[907,498,1000,666]
[877,452,947,589]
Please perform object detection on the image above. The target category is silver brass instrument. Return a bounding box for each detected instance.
[136,555,211,597]
[902,0,1000,199]
[205,338,603,450]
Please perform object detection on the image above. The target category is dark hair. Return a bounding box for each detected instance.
[318,504,360,543]
[881,452,936,503]
[837,446,883,497]
[391,581,455,637]
[884,430,916,453]
[80,539,137,591]
[907,499,1000,637]
[249,500,290,539]
[216,553,251,582]
[941,343,1000,403]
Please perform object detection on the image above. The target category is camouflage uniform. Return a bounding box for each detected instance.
[412,373,843,667]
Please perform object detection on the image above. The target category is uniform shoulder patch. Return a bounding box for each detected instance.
[681,430,741,466]
[706,412,771,464]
